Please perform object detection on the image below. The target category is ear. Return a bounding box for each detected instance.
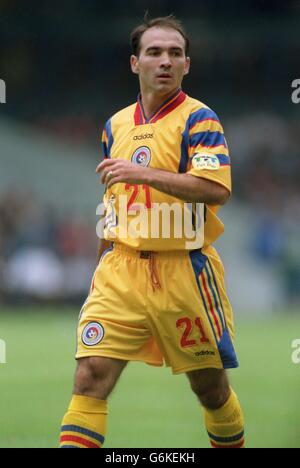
[183,56,191,76]
[130,55,139,75]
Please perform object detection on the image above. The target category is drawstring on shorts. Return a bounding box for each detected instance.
[140,251,162,292]
[149,253,162,292]
[113,244,187,293]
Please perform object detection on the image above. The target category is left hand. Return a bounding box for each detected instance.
[96,159,148,188]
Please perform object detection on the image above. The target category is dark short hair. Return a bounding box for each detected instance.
[130,14,190,57]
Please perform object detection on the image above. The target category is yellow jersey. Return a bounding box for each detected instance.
[100,89,231,251]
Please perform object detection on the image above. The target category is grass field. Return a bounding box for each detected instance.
[0,307,300,448]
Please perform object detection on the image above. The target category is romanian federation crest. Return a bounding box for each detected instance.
[131,146,151,167]
[82,322,104,346]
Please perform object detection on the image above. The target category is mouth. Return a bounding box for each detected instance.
[157,73,172,79]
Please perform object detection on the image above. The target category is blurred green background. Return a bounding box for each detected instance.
[1,0,300,449]
[1,308,299,448]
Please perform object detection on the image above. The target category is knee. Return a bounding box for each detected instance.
[197,387,230,410]
[74,357,110,398]
[189,370,230,410]
[73,357,126,400]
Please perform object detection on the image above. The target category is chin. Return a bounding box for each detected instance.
[155,83,176,94]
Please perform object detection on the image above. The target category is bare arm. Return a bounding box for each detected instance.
[96,159,230,205]
[143,167,229,205]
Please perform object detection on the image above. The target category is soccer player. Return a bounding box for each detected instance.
[60,15,245,449]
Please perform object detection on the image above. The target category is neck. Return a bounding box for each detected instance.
[139,86,180,120]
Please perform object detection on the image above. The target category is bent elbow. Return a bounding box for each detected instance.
[199,187,231,205]
[218,188,231,205]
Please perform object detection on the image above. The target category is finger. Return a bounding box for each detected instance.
[95,159,115,173]
[107,176,122,189]
[99,164,116,183]
[99,168,110,184]
[104,169,118,186]
[96,161,110,174]
[102,170,111,185]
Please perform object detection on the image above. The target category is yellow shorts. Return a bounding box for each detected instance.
[76,243,238,374]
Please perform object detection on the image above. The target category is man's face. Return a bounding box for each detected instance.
[131,27,190,95]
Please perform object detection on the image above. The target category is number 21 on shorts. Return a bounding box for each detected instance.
[176,317,209,348]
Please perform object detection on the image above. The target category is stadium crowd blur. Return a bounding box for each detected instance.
[0,0,300,305]
[0,189,97,301]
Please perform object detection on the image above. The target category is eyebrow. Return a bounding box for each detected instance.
[145,46,184,53]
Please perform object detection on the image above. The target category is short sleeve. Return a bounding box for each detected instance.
[186,107,231,193]
[101,118,114,160]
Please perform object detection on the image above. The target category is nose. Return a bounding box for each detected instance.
[159,52,172,69]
